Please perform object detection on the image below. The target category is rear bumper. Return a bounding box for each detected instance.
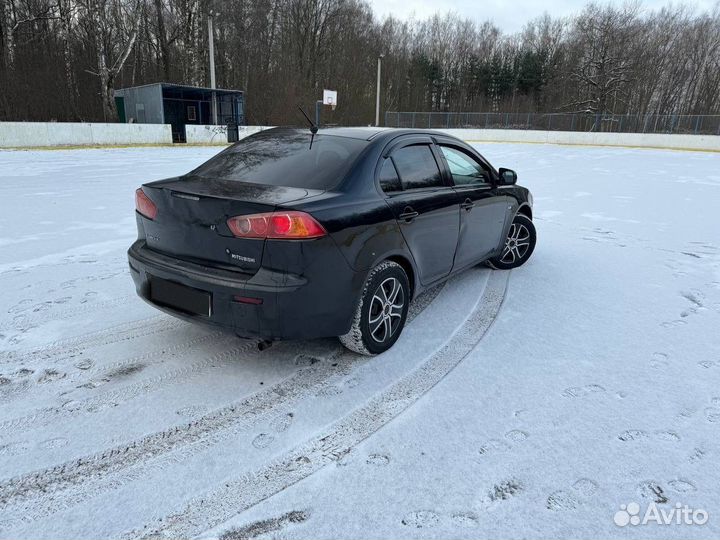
[127,240,361,340]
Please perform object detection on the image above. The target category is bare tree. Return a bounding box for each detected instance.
[2,0,720,126]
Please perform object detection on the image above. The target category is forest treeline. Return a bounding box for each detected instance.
[1,0,719,125]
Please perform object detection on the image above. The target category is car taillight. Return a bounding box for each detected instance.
[135,188,158,220]
[227,211,326,239]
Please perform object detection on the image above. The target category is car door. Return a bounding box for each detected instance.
[380,139,460,286]
[435,141,509,269]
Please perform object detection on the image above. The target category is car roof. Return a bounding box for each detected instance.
[265,126,459,143]
[319,127,460,142]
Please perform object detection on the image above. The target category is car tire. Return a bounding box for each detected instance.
[339,260,410,355]
[488,214,536,270]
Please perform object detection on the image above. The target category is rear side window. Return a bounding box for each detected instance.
[392,145,444,190]
[190,129,369,190]
[378,159,401,193]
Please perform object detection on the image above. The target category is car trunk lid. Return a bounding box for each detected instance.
[140,176,318,274]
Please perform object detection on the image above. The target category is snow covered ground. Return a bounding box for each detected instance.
[0,143,719,539]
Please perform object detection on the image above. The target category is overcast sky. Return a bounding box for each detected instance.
[366,0,717,32]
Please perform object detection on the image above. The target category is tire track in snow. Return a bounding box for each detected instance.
[0,283,446,529]
[0,314,178,367]
[0,333,248,434]
[122,271,507,540]
[0,316,183,405]
[0,294,139,333]
[0,329,228,433]
[0,349,343,519]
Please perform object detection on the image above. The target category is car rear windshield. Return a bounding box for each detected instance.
[190,130,369,190]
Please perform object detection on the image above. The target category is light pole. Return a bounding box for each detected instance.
[375,54,384,127]
[208,10,218,125]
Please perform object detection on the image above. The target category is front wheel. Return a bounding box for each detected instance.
[339,261,410,355]
[488,214,536,270]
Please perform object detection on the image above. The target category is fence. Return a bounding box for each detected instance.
[385,112,720,135]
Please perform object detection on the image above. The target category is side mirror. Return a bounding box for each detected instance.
[498,168,517,185]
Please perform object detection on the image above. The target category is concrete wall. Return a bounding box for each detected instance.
[185,124,272,144]
[3,123,719,151]
[0,122,172,148]
[440,129,720,152]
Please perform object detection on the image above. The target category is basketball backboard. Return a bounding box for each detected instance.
[323,89,338,110]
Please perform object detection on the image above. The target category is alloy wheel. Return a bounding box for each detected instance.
[500,223,531,265]
[368,277,405,343]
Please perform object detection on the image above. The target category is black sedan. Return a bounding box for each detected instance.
[128,127,535,355]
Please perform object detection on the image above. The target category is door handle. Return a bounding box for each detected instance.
[461,198,475,211]
[399,206,419,222]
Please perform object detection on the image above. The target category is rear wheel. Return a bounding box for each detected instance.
[339,261,410,355]
[488,214,536,270]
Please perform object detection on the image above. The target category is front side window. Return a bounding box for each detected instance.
[392,145,444,190]
[439,145,491,186]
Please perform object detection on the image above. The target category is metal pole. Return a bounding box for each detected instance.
[375,54,383,126]
[315,100,322,128]
[208,13,217,125]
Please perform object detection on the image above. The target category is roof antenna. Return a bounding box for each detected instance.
[297,105,318,149]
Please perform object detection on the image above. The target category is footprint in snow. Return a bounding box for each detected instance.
[7,299,34,314]
[478,439,510,456]
[73,358,94,370]
[689,448,706,464]
[479,479,524,510]
[175,405,208,417]
[401,510,440,528]
[650,352,670,369]
[450,512,478,528]
[504,430,528,443]
[35,368,66,384]
[104,363,146,379]
[637,481,669,504]
[401,510,478,529]
[617,430,679,442]
[38,437,68,450]
[661,319,688,328]
[252,433,275,449]
[315,385,342,397]
[654,430,680,441]
[546,490,579,511]
[366,454,390,467]
[546,478,598,511]
[698,360,716,369]
[704,407,720,423]
[0,441,30,456]
[294,354,320,367]
[562,384,605,398]
[478,430,529,456]
[675,408,696,421]
[668,479,696,493]
[270,412,294,433]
